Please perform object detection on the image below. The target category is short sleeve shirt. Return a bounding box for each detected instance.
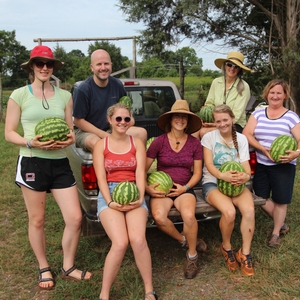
[146,133,202,186]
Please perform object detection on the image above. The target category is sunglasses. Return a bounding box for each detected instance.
[225,62,240,70]
[115,116,131,123]
[34,61,54,69]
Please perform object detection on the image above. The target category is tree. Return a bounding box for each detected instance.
[0,30,28,120]
[118,0,300,112]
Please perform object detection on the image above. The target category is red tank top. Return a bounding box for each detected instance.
[104,135,136,182]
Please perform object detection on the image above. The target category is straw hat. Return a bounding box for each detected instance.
[214,51,251,72]
[21,45,64,73]
[157,100,201,134]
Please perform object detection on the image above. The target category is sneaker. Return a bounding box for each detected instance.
[235,249,255,276]
[196,238,208,253]
[181,234,208,253]
[220,244,239,271]
[184,251,198,279]
[280,223,290,235]
[268,234,280,247]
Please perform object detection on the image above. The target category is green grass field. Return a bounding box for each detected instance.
[1,120,300,299]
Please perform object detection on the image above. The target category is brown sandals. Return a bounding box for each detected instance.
[38,267,55,290]
[61,265,91,281]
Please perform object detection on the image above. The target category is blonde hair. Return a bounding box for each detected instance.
[213,104,239,155]
[107,103,132,119]
[261,79,290,101]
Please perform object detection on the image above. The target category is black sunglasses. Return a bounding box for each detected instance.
[115,116,131,123]
[34,61,54,69]
[225,62,240,70]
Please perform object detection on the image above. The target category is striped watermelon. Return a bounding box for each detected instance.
[270,135,297,162]
[147,171,173,194]
[111,181,139,205]
[217,161,245,197]
[119,96,132,109]
[199,105,214,123]
[35,117,70,142]
[146,137,157,174]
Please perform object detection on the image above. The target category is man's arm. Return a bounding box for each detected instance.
[74,118,109,139]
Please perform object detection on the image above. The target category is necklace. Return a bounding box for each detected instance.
[169,131,185,150]
[223,77,238,104]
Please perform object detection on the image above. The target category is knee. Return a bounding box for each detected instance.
[182,212,197,227]
[222,208,236,224]
[151,210,168,226]
[29,215,45,229]
[112,239,129,254]
[130,235,147,252]
[242,205,255,221]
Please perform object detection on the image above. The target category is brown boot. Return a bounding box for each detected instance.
[184,251,198,279]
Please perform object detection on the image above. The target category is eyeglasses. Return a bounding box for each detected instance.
[115,116,131,123]
[225,62,240,70]
[34,61,54,69]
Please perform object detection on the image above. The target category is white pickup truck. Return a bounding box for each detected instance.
[67,78,265,236]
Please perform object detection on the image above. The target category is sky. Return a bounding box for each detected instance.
[0,0,224,70]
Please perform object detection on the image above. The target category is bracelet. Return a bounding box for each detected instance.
[185,185,190,191]
[296,149,300,156]
[26,140,32,149]
[107,201,113,207]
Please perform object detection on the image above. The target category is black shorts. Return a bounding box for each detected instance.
[16,156,76,192]
[169,189,196,201]
[253,163,296,204]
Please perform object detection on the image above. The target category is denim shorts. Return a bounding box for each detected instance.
[97,182,148,218]
[202,182,218,202]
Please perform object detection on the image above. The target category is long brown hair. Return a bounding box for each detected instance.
[212,104,239,156]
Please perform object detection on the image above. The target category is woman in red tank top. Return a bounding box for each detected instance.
[93,103,157,300]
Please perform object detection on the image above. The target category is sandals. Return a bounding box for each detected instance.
[145,291,158,300]
[61,265,91,281]
[38,267,55,290]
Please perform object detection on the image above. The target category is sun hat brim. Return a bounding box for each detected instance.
[21,57,64,73]
[157,109,202,134]
[214,58,251,72]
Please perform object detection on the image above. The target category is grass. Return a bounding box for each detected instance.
[1,100,300,299]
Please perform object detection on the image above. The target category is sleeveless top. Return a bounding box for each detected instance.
[104,135,137,182]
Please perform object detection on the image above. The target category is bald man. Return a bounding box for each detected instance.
[73,49,147,152]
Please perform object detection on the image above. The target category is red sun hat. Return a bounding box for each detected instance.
[21,45,64,73]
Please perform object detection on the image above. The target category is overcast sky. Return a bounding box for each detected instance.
[0,0,224,70]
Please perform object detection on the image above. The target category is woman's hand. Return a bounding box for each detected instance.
[167,183,186,197]
[279,149,299,163]
[109,199,142,212]
[146,183,166,198]
[232,172,251,186]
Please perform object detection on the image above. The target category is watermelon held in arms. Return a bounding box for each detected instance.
[111,181,140,205]
[270,135,297,163]
[35,117,70,142]
[118,95,132,109]
[146,137,157,174]
[147,171,173,194]
[217,161,245,197]
[198,105,214,123]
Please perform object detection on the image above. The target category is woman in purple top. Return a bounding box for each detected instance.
[146,100,207,280]
[243,79,300,247]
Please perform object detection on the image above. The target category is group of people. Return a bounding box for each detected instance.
[5,45,300,300]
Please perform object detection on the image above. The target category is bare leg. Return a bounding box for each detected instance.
[21,186,54,289]
[52,186,92,280]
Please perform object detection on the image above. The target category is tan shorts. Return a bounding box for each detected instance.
[74,128,92,151]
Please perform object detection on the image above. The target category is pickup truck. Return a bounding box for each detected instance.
[68,78,265,236]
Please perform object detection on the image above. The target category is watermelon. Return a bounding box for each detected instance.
[119,96,132,109]
[147,171,173,194]
[111,181,139,205]
[146,137,157,174]
[35,117,70,142]
[198,105,214,123]
[270,135,297,163]
[217,161,245,197]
